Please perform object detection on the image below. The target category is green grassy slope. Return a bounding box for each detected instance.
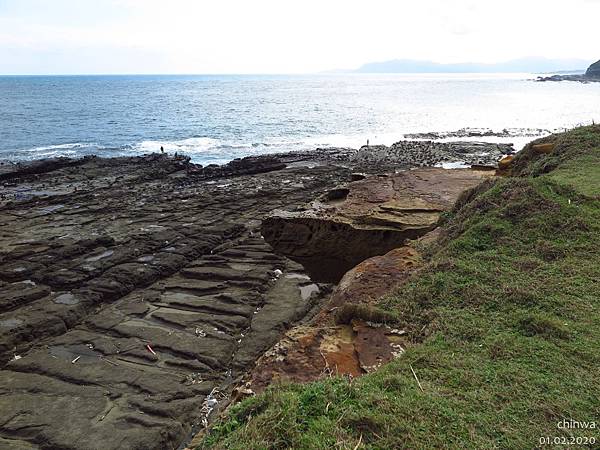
[199,126,600,450]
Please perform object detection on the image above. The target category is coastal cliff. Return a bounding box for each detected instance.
[585,59,600,78]
[537,58,600,82]
[199,125,600,449]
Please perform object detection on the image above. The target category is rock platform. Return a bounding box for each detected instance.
[262,167,494,282]
[0,140,505,449]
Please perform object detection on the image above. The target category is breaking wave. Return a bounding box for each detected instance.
[5,126,554,166]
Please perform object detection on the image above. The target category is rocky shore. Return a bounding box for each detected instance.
[0,139,512,449]
[536,58,600,83]
[196,125,600,450]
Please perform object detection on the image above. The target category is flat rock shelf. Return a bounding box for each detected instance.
[0,140,508,449]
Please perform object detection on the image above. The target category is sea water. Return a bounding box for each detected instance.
[1,73,599,165]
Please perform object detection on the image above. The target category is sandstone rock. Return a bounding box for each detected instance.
[249,245,420,392]
[324,247,420,313]
[498,155,515,170]
[262,168,493,282]
[249,318,407,393]
[532,143,555,154]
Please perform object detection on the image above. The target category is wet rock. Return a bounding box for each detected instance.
[0,282,50,313]
[0,152,346,449]
[188,155,286,179]
[352,140,513,169]
[0,157,86,181]
[403,127,548,140]
[53,293,80,305]
[0,262,45,282]
[262,167,493,282]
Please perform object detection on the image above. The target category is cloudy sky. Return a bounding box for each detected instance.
[0,0,598,74]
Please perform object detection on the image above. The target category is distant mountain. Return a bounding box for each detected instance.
[537,58,600,83]
[350,57,591,74]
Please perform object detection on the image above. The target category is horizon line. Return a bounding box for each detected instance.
[0,71,573,77]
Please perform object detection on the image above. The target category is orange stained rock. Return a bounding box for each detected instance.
[318,246,421,320]
[262,167,495,282]
[532,143,555,154]
[498,155,515,170]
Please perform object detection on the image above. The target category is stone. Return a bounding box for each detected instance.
[323,247,420,313]
[532,143,555,154]
[498,155,515,170]
[0,142,510,449]
[585,59,600,78]
[248,245,421,392]
[262,167,493,282]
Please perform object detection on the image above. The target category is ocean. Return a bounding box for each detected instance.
[1,73,599,165]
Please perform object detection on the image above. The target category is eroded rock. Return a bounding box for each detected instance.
[262,167,493,282]
[324,246,420,313]
[0,143,505,449]
[248,245,421,392]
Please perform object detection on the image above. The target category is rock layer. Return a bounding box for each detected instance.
[0,141,506,449]
[0,154,344,450]
[262,167,494,282]
[248,245,421,393]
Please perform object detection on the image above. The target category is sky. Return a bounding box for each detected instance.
[0,0,598,74]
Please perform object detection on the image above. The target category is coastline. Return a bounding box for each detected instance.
[0,127,552,167]
[2,127,598,449]
[0,140,510,449]
[199,125,600,449]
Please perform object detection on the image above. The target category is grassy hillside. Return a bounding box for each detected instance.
[199,126,600,449]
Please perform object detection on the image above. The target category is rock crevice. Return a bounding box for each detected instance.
[262,167,494,283]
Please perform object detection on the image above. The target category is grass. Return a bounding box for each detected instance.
[198,126,600,449]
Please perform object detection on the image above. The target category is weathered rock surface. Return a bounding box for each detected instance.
[352,140,513,169]
[324,246,420,312]
[0,157,88,181]
[248,245,422,393]
[0,141,506,449]
[262,167,494,282]
[0,154,341,450]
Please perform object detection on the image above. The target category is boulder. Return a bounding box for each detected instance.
[498,155,515,170]
[262,167,493,282]
[532,143,555,154]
